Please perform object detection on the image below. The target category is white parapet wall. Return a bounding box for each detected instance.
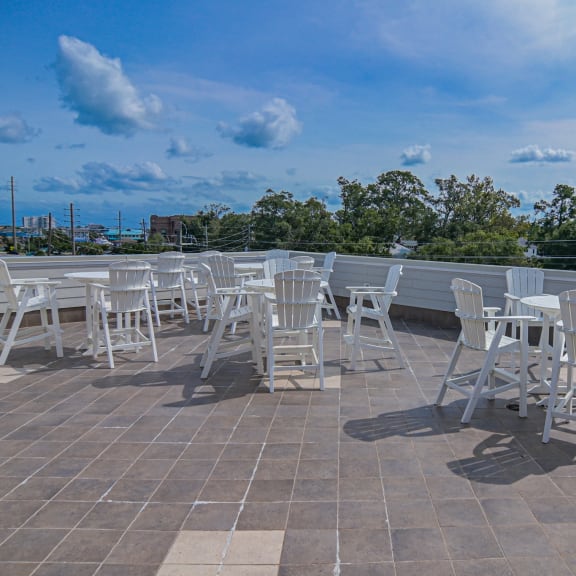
[1,253,576,324]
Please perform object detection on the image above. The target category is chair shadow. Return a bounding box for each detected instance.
[90,352,263,408]
[343,404,576,484]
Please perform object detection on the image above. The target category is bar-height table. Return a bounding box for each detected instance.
[520,294,561,394]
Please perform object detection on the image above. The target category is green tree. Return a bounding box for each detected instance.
[433,174,520,239]
[250,190,295,250]
[533,184,576,232]
[335,171,436,254]
[414,230,527,265]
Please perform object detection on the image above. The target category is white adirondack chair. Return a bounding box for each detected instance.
[265,249,290,260]
[313,251,340,320]
[0,259,63,365]
[343,264,404,370]
[435,278,533,424]
[262,257,298,279]
[542,290,576,443]
[185,250,222,321]
[265,269,324,393]
[203,254,245,333]
[290,256,315,270]
[150,251,189,326]
[91,261,158,369]
[504,267,546,352]
[199,263,263,379]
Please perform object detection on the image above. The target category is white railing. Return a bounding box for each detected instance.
[1,253,575,320]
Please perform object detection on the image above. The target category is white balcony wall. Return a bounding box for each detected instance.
[0,253,575,318]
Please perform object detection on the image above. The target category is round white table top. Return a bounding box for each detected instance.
[65,271,110,284]
[234,262,264,272]
[520,294,560,317]
[245,278,328,292]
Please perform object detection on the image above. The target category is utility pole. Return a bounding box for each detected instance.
[204,224,208,249]
[69,203,76,255]
[141,218,147,249]
[48,212,53,256]
[10,176,16,252]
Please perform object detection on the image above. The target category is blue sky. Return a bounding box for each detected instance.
[2,0,576,231]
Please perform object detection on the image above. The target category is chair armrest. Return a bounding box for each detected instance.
[13,279,60,288]
[503,293,520,302]
[346,287,396,297]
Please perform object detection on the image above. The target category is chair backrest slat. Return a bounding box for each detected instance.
[274,269,321,330]
[506,267,545,317]
[156,252,186,289]
[560,290,576,365]
[451,278,489,350]
[207,254,238,289]
[263,258,298,279]
[108,261,151,313]
[0,260,19,309]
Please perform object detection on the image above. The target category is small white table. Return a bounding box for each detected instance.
[520,294,560,394]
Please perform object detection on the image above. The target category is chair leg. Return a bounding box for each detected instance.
[349,308,362,371]
[543,331,566,443]
[179,284,190,324]
[318,324,325,391]
[382,313,405,368]
[49,293,64,357]
[39,306,51,350]
[435,339,463,406]
[0,310,21,365]
[144,296,158,363]
[323,285,341,320]
[150,284,161,327]
[461,342,501,424]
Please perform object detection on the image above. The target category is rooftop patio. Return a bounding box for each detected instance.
[0,310,575,576]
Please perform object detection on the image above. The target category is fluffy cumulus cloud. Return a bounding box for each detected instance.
[400,144,431,166]
[165,137,213,163]
[34,161,177,195]
[217,98,302,149]
[0,114,40,143]
[510,144,575,163]
[54,35,162,137]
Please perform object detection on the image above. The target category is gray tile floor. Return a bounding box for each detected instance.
[0,315,575,575]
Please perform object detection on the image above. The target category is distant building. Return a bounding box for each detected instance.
[22,215,56,231]
[150,215,185,244]
[104,228,144,243]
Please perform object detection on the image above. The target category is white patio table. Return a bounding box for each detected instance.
[519,294,560,395]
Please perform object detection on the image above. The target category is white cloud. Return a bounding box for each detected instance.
[54,35,162,137]
[401,144,431,166]
[35,161,176,195]
[355,0,576,69]
[510,144,575,163]
[217,98,302,149]
[165,137,212,163]
[0,114,40,143]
